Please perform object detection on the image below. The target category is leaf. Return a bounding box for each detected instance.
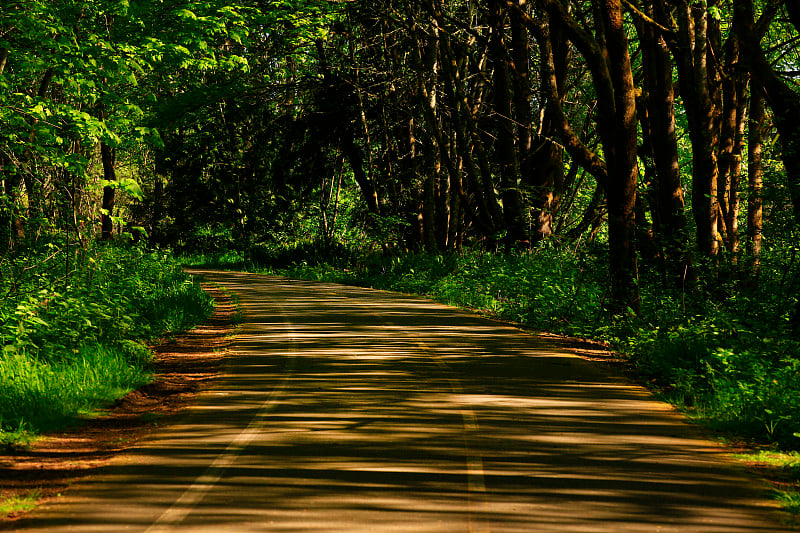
[118,177,144,200]
[175,9,198,20]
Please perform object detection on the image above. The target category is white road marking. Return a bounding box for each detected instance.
[145,296,297,532]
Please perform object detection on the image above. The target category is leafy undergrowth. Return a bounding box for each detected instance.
[0,490,39,517]
[0,243,214,445]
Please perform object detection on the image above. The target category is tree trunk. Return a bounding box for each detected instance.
[523,0,639,312]
[341,136,381,216]
[512,0,557,243]
[717,30,748,255]
[747,81,765,272]
[734,0,800,228]
[672,1,722,257]
[422,171,437,252]
[638,0,688,277]
[600,0,641,314]
[100,141,117,241]
[315,39,382,218]
[528,13,568,243]
[435,23,502,236]
[734,1,800,333]
[490,0,528,247]
[566,183,606,243]
[400,116,424,250]
[527,3,609,187]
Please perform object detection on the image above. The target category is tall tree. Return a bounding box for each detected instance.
[519,0,641,313]
[490,0,529,246]
[635,0,688,279]
[734,0,800,227]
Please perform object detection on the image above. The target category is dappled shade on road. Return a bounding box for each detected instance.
[8,271,789,532]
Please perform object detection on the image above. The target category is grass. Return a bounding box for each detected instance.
[0,242,214,446]
[0,491,40,517]
[0,344,151,436]
[731,450,800,520]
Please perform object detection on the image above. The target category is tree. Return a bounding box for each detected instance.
[520,0,641,313]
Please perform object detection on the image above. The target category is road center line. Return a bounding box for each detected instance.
[329,286,491,532]
[410,337,491,533]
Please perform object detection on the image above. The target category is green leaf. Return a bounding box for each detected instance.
[175,9,198,20]
[118,177,144,200]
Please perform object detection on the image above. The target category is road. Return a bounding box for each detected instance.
[7,270,791,532]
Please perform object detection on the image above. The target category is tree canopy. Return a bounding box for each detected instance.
[3,0,800,315]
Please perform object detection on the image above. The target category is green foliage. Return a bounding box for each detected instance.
[0,243,213,441]
[0,0,256,243]
[730,450,800,519]
[0,490,40,516]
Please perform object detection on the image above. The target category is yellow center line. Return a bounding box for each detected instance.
[331,285,491,533]
[405,332,491,533]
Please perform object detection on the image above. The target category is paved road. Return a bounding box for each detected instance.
[7,270,792,532]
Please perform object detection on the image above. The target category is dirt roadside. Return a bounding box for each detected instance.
[0,283,237,523]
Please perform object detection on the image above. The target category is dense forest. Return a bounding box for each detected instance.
[4,0,800,484]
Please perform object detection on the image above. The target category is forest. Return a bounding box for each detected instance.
[3,0,800,510]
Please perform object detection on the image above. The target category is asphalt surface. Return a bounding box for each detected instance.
[7,270,793,532]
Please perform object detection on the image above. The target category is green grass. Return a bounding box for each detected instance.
[0,491,40,517]
[777,491,800,519]
[731,450,800,520]
[0,243,214,446]
[0,344,151,435]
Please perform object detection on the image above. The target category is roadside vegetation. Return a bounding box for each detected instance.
[0,243,213,447]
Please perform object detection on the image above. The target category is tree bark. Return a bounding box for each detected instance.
[669,1,722,257]
[747,81,764,272]
[638,0,688,276]
[315,40,382,218]
[511,0,561,244]
[490,0,528,247]
[341,136,381,216]
[525,0,640,313]
[527,10,609,187]
[527,8,568,243]
[566,182,606,243]
[734,0,800,228]
[716,30,748,255]
[599,0,641,314]
[0,48,8,75]
[100,141,117,241]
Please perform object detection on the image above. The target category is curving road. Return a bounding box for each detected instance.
[8,270,792,532]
